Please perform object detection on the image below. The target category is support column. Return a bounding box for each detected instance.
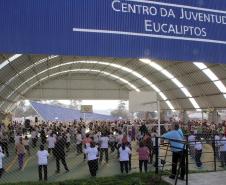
[180,110,189,123]
[208,109,218,123]
[144,111,149,120]
[157,101,161,137]
[160,110,166,121]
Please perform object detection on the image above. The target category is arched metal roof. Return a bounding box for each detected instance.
[0,54,226,112]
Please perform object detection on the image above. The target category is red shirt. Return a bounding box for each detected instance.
[137,146,150,160]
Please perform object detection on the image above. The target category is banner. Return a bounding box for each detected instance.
[1,0,226,63]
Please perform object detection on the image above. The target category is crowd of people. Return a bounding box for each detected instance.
[162,119,226,181]
[0,120,158,181]
[0,119,226,181]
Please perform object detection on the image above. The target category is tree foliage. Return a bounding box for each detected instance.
[13,101,37,117]
[111,100,129,119]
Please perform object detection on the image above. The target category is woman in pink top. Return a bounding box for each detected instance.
[136,142,150,173]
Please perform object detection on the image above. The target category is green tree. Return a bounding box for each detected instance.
[111,100,129,119]
[13,101,37,117]
[68,100,81,110]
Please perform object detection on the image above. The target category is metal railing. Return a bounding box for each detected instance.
[154,134,226,185]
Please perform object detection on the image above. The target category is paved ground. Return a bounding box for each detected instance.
[1,142,144,184]
[0,141,224,184]
[163,171,226,185]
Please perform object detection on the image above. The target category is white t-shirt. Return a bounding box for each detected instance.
[195,141,202,150]
[66,133,71,143]
[37,150,49,165]
[215,135,220,146]
[220,137,226,151]
[188,135,195,146]
[151,132,157,147]
[100,136,109,149]
[76,134,82,144]
[119,147,131,161]
[0,152,5,169]
[84,147,98,161]
[47,136,56,149]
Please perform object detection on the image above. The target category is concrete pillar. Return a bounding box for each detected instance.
[208,110,218,123]
[160,110,167,121]
[177,110,189,123]
[144,112,149,120]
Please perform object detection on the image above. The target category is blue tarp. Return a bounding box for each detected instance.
[30,101,116,121]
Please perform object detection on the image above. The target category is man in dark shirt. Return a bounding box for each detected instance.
[54,135,69,173]
[139,122,148,136]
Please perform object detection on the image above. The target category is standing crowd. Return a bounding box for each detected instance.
[0,119,226,182]
[0,120,157,181]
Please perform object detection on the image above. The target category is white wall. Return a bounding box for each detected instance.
[24,74,130,100]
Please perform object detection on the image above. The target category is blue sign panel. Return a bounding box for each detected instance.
[1,0,226,63]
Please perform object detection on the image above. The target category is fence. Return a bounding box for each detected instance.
[155,134,226,185]
[0,132,150,184]
[1,132,225,185]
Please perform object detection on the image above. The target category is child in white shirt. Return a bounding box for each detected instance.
[37,145,49,181]
[83,142,99,177]
[194,137,203,168]
[47,133,56,155]
[219,134,226,167]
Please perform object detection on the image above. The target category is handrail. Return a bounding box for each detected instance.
[154,134,226,185]
[155,136,189,185]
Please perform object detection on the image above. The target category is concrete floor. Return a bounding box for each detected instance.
[163,171,226,185]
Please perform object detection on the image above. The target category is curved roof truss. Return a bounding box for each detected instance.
[140,59,201,111]
[194,62,226,100]
[1,60,175,111]
[5,69,141,112]
[2,55,226,111]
